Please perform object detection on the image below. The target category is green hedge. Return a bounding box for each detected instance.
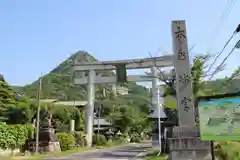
[92,134,107,146]
[113,136,126,145]
[130,132,141,143]
[0,124,34,150]
[215,141,240,160]
[56,132,76,151]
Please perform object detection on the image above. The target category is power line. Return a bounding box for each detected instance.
[207,0,237,52]
[206,24,240,77]
[206,31,236,73]
[219,0,236,26]
[208,45,236,80]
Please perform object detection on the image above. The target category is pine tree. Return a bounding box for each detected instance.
[0,75,16,121]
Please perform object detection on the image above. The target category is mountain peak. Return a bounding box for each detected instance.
[70,51,97,63]
[51,51,97,74]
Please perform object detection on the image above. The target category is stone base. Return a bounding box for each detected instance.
[39,128,58,142]
[29,141,61,153]
[168,126,212,160]
[151,133,159,146]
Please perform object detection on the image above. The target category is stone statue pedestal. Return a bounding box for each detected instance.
[29,127,61,153]
[29,123,61,153]
[168,126,212,160]
[29,111,61,153]
[39,128,58,142]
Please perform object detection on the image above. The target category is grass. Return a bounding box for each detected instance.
[1,142,125,160]
[22,147,97,160]
[0,147,96,160]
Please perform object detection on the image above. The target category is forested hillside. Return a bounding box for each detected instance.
[13,51,149,100]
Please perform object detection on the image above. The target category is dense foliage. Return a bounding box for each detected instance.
[56,132,76,151]
[74,131,86,147]
[0,124,34,150]
[92,134,107,146]
[215,142,240,160]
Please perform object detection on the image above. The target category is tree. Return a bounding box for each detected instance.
[217,67,240,93]
[0,80,17,121]
[5,99,36,124]
[161,55,212,98]
[106,104,146,136]
[99,90,152,137]
[0,81,16,107]
[150,55,221,124]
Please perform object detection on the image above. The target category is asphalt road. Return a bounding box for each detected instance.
[43,141,153,160]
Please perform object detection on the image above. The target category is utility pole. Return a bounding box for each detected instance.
[35,76,42,154]
[157,85,164,156]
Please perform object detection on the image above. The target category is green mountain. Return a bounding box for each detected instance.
[14,51,149,100]
[11,50,240,105]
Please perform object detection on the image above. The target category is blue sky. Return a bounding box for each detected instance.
[0,0,239,86]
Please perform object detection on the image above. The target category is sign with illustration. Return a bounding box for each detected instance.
[198,97,240,140]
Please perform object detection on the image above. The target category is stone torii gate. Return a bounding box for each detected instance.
[73,55,173,147]
[73,21,211,160]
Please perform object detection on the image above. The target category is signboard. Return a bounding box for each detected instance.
[198,97,240,140]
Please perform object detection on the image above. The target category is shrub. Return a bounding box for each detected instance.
[92,134,107,146]
[74,131,85,147]
[130,133,141,143]
[215,141,240,160]
[0,124,33,150]
[25,125,35,139]
[114,137,126,145]
[131,136,141,143]
[56,132,76,151]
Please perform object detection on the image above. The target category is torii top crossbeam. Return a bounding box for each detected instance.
[73,55,173,71]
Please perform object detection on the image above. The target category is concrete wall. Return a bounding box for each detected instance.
[0,148,20,155]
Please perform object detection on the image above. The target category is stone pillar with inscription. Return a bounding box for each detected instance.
[168,20,211,160]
